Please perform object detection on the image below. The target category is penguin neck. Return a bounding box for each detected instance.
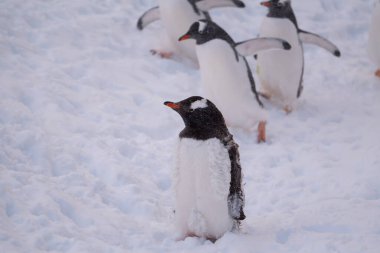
[196,29,235,48]
[267,7,299,29]
[179,124,229,141]
[196,33,239,62]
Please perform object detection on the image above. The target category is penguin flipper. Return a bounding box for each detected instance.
[137,6,160,30]
[195,0,245,12]
[223,135,245,221]
[298,30,341,57]
[235,38,291,57]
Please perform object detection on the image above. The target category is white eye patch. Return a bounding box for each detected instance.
[190,99,208,110]
[198,21,207,33]
[279,0,289,4]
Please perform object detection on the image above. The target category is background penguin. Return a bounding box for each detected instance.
[178,20,291,142]
[256,0,341,113]
[368,0,380,78]
[137,0,245,63]
[164,96,245,241]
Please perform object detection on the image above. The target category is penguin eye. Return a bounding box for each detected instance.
[189,109,194,113]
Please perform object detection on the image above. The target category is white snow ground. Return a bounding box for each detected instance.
[1,0,380,252]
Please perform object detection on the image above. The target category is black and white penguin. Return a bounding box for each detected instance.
[256,0,341,113]
[368,0,380,78]
[164,96,245,241]
[137,0,245,62]
[178,20,291,142]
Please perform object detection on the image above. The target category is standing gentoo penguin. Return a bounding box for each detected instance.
[164,96,245,241]
[178,20,291,142]
[368,0,380,78]
[136,0,245,63]
[256,0,341,113]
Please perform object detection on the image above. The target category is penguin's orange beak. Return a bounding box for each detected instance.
[178,34,191,42]
[164,101,180,110]
[260,1,271,7]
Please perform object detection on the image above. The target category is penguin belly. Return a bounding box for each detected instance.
[175,138,232,240]
[257,17,303,108]
[196,40,267,130]
[159,0,204,62]
[368,1,380,67]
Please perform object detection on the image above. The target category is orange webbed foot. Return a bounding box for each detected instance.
[375,69,380,78]
[150,49,174,59]
[257,121,266,143]
[283,105,293,114]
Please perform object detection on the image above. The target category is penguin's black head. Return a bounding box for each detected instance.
[164,96,229,140]
[261,0,291,10]
[261,0,295,22]
[178,20,234,46]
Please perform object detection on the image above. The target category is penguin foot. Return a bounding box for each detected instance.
[150,49,173,59]
[375,69,380,78]
[283,105,293,114]
[257,121,266,143]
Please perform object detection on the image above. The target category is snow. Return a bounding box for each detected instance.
[368,0,380,66]
[0,0,379,252]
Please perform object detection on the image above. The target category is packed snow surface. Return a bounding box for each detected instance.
[1,0,380,252]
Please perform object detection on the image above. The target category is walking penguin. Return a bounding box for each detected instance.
[179,19,291,142]
[256,0,341,113]
[137,0,245,63]
[164,96,245,241]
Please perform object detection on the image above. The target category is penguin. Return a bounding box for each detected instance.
[368,0,380,78]
[136,0,245,63]
[164,96,245,241]
[256,0,341,113]
[178,20,291,142]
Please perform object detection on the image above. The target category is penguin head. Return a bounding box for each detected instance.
[261,0,291,9]
[164,96,229,138]
[178,20,234,46]
[261,0,293,17]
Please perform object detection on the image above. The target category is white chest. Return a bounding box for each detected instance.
[176,138,231,197]
[260,17,300,44]
[196,40,266,128]
[197,39,243,89]
[257,17,303,104]
[159,0,202,36]
[175,137,232,238]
